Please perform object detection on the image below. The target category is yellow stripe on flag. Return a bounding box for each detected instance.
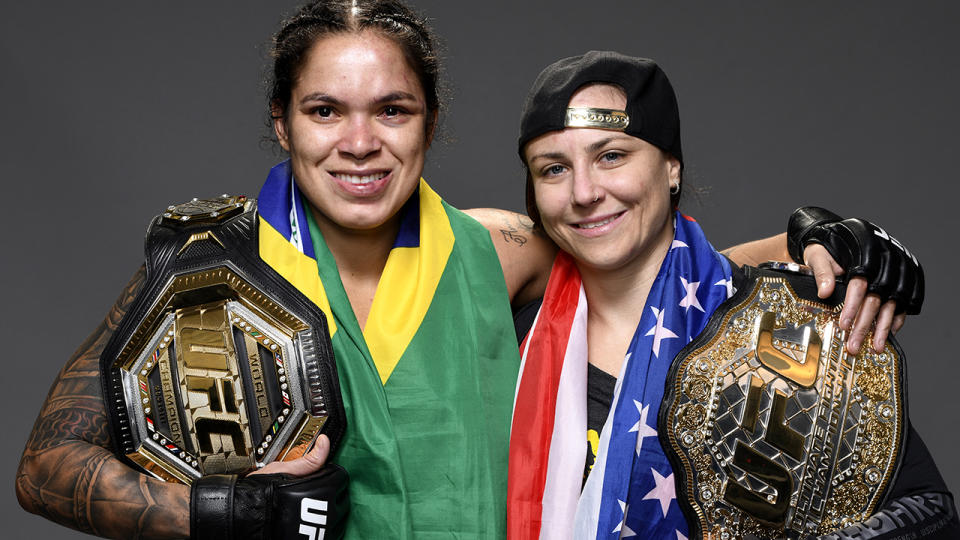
[364,180,453,384]
[257,218,338,336]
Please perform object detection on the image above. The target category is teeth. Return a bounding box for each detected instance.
[577,215,618,229]
[334,172,387,184]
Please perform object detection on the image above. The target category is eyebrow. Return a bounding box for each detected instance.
[299,91,419,106]
[527,151,567,163]
[373,91,419,104]
[300,93,341,106]
[528,134,632,163]
[586,136,629,153]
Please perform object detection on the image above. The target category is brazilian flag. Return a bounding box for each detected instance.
[257,162,519,538]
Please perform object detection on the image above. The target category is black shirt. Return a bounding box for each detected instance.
[585,363,616,483]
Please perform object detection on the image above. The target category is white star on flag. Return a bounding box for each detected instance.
[678,277,704,312]
[644,307,678,358]
[642,469,677,517]
[670,239,688,250]
[628,400,657,456]
[715,277,734,298]
[676,531,688,540]
[612,500,637,537]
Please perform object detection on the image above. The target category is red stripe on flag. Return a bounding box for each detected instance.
[507,252,582,540]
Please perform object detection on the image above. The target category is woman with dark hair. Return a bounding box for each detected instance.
[508,51,953,539]
[15,2,917,539]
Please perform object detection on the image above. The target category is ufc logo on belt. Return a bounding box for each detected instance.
[299,497,329,540]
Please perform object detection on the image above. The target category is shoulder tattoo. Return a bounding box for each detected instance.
[498,212,534,247]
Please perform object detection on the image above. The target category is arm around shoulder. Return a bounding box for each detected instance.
[464,208,556,306]
[720,232,792,268]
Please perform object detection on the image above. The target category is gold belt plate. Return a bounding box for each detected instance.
[116,267,328,484]
[661,271,905,539]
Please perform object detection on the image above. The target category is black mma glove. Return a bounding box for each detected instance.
[191,464,349,540]
[787,206,924,314]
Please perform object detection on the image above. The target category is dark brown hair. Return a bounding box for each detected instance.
[268,0,443,140]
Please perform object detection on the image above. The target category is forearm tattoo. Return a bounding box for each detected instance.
[16,266,190,539]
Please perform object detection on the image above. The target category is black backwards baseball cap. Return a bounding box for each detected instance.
[517,51,682,166]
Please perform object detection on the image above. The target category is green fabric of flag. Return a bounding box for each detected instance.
[303,185,519,538]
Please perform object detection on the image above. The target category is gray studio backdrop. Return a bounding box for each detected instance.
[3,1,957,538]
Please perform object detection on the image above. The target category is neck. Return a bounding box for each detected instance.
[309,205,399,328]
[578,216,674,376]
[311,205,398,275]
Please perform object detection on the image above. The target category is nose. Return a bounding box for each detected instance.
[337,116,381,160]
[571,167,602,207]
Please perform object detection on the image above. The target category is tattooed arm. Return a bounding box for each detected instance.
[15,266,192,539]
[464,208,557,306]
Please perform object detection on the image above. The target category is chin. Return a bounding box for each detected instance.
[580,257,626,272]
[343,214,394,231]
[567,248,618,270]
[572,239,645,271]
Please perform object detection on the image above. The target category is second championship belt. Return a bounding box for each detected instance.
[100,196,345,484]
[660,263,906,539]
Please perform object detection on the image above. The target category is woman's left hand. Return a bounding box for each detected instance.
[789,207,923,354]
[803,243,905,354]
[251,434,333,477]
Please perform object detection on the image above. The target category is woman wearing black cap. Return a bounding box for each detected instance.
[508,51,954,539]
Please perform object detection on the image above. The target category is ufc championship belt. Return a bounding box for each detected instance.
[660,263,906,539]
[100,195,345,484]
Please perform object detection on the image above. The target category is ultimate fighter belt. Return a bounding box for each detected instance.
[660,263,906,539]
[100,195,345,484]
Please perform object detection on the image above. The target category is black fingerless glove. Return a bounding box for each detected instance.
[191,464,349,540]
[787,206,924,314]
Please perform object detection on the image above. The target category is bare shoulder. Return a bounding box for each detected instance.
[463,208,555,305]
[463,208,535,245]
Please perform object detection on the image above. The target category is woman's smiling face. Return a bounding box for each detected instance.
[525,84,680,273]
[274,30,432,236]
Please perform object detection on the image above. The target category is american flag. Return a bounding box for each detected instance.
[508,212,733,539]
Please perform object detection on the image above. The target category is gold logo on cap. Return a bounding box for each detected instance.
[564,107,630,130]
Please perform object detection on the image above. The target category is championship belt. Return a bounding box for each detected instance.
[660,263,907,539]
[100,196,345,484]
